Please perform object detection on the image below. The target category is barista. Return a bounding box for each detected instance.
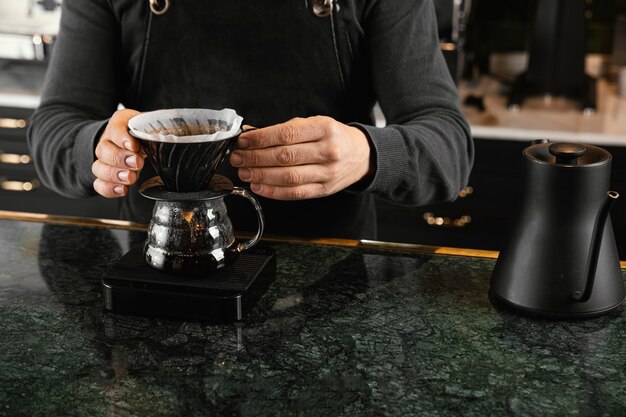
[27,0,474,240]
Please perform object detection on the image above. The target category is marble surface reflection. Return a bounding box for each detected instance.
[0,218,625,417]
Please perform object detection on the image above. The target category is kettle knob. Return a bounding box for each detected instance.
[548,143,586,165]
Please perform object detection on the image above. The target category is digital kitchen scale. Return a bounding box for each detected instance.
[102,245,276,322]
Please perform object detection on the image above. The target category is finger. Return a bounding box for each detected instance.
[92,160,139,185]
[105,109,142,151]
[230,142,327,168]
[237,117,326,150]
[95,140,145,170]
[238,164,332,186]
[250,183,329,201]
[93,178,128,198]
[125,137,143,153]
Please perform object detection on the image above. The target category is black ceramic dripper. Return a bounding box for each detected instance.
[140,137,234,192]
[128,108,243,192]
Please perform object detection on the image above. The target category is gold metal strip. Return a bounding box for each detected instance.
[0,210,147,231]
[1,210,625,266]
[359,239,499,259]
[360,239,626,269]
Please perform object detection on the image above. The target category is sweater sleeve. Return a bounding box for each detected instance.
[350,0,474,206]
[26,0,121,198]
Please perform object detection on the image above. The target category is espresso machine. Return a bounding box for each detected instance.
[102,109,276,322]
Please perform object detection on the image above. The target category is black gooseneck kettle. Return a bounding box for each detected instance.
[490,142,625,318]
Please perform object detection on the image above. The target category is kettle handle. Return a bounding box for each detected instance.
[572,191,619,302]
[230,187,265,252]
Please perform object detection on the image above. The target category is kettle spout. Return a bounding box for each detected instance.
[572,191,620,302]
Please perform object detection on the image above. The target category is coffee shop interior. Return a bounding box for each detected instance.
[2,0,626,416]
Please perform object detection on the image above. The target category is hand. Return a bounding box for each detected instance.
[229,116,373,200]
[92,109,146,197]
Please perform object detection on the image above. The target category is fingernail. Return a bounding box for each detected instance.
[118,170,129,182]
[113,185,125,195]
[251,183,262,193]
[239,168,252,181]
[124,141,134,151]
[125,155,137,168]
[238,138,250,149]
[230,152,243,166]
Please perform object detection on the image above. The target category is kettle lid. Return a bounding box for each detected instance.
[525,142,611,167]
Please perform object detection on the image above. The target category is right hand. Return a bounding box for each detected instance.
[92,109,146,198]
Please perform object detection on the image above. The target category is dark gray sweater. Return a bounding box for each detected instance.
[27,0,473,239]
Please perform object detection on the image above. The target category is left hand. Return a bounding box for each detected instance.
[229,116,373,200]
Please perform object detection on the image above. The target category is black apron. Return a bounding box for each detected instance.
[120,0,377,240]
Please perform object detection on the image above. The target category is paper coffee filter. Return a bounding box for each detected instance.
[128,108,243,143]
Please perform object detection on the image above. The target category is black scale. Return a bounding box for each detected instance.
[102,245,276,323]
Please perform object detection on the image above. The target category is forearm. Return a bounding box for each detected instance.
[352,108,472,206]
[26,0,121,198]
[28,104,107,198]
[354,0,473,206]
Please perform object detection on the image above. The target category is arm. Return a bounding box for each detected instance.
[229,0,472,205]
[26,0,123,198]
[353,0,474,205]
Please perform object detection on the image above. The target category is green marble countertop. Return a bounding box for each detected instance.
[1,215,626,417]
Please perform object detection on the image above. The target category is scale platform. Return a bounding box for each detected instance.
[102,245,276,322]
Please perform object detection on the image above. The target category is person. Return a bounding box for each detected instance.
[27,0,473,240]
